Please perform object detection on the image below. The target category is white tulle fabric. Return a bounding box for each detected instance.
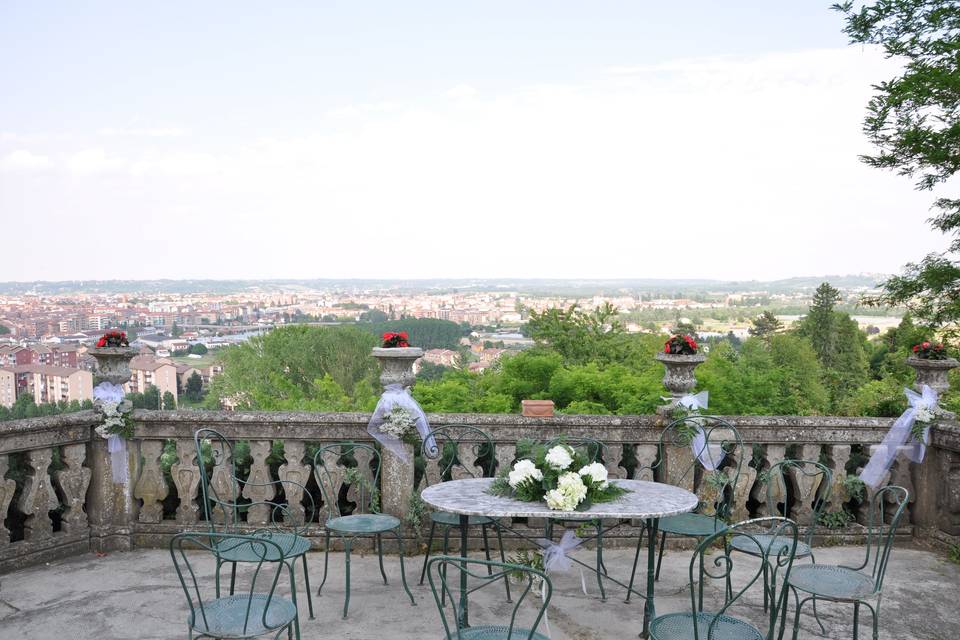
[93,381,128,484]
[678,391,725,471]
[366,383,438,461]
[860,385,936,489]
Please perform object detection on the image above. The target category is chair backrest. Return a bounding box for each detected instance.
[762,458,832,546]
[170,531,289,638]
[419,425,495,487]
[690,517,798,640]
[843,485,909,593]
[645,416,744,519]
[427,556,550,640]
[194,428,314,534]
[312,441,381,520]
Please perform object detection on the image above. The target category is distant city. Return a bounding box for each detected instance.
[0,275,902,411]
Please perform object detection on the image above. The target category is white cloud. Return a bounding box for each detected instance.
[445,84,479,99]
[0,149,51,170]
[65,148,126,175]
[97,126,187,137]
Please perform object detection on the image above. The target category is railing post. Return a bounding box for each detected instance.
[87,433,135,552]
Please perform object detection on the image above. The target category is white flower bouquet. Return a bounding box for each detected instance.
[379,406,418,442]
[489,442,628,511]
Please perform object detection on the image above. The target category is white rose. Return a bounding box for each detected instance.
[545,445,574,470]
[578,462,609,489]
[508,459,544,488]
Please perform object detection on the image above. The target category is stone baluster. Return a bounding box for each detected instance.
[423,451,444,488]
[210,445,239,525]
[0,454,15,546]
[824,444,852,512]
[790,444,823,523]
[56,443,92,534]
[278,441,310,524]
[494,442,515,477]
[631,444,658,481]
[451,441,484,480]
[756,444,786,517]
[317,447,346,519]
[603,443,625,480]
[242,441,275,525]
[730,444,757,522]
[346,445,375,512]
[18,448,59,541]
[134,440,169,524]
[664,445,696,493]
[170,439,201,525]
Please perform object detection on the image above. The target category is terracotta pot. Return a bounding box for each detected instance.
[521,400,555,417]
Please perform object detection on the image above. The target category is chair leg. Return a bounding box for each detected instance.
[440,527,452,607]
[419,520,438,585]
[595,525,606,601]
[625,525,645,603]
[286,561,302,640]
[853,602,860,640]
[229,562,237,595]
[867,600,879,640]
[342,539,352,619]
[494,524,512,602]
[654,530,666,581]
[215,559,223,598]
[761,560,770,612]
[317,530,331,595]
[376,533,389,585]
[791,591,808,640]
[392,528,417,607]
[300,553,314,619]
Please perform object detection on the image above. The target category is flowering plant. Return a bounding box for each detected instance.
[912,341,949,360]
[379,405,417,440]
[489,442,628,511]
[382,331,410,348]
[95,398,134,439]
[664,334,698,355]
[96,331,129,348]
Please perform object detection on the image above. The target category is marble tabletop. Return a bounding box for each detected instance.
[420,478,699,520]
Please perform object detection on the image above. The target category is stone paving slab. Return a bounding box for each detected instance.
[0,545,957,639]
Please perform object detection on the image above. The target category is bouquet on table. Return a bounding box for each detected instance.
[489,442,628,511]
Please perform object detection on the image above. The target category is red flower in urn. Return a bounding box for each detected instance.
[382,331,410,348]
[664,334,698,356]
[96,330,129,348]
[912,341,948,360]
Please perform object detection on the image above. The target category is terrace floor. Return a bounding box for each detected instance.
[0,544,957,640]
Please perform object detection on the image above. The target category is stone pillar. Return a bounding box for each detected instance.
[87,434,135,552]
[371,347,423,521]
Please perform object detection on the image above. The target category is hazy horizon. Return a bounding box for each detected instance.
[1,2,951,282]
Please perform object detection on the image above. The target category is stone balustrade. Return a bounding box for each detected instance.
[1,408,959,573]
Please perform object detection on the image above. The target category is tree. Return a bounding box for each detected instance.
[0,325,9,335]
[362,319,463,350]
[171,322,182,338]
[185,371,204,402]
[358,309,389,323]
[834,2,960,336]
[526,303,631,366]
[799,283,842,365]
[162,391,177,410]
[189,343,208,355]
[749,311,783,341]
[143,385,161,410]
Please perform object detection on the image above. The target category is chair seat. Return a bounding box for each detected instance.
[190,593,297,637]
[787,564,877,601]
[326,513,401,534]
[650,612,762,640]
[448,625,549,640]
[729,533,811,559]
[430,511,494,526]
[658,512,727,537]
[215,532,311,563]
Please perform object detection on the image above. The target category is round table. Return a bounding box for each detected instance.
[421,478,698,637]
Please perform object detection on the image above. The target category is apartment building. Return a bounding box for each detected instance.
[0,365,93,408]
[129,355,178,405]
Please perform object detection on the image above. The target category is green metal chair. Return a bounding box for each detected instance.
[427,555,552,640]
[312,441,415,618]
[627,416,743,602]
[788,485,909,640]
[543,436,613,600]
[195,429,315,640]
[729,458,832,612]
[170,531,298,640]
[417,425,511,601]
[649,516,799,640]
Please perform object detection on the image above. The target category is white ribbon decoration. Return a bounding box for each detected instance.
[678,391,725,471]
[860,385,937,489]
[535,530,588,637]
[93,381,129,485]
[366,383,438,462]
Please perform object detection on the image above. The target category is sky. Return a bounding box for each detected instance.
[0,1,952,282]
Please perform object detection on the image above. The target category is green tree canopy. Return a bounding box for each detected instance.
[361,318,463,350]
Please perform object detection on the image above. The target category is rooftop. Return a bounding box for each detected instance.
[0,546,955,640]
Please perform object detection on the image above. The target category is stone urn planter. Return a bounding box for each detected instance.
[655,352,706,415]
[906,356,959,396]
[89,347,139,386]
[371,347,423,389]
